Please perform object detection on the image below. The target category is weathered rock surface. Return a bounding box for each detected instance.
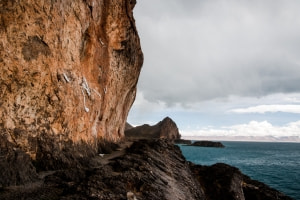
[190,140,225,148]
[125,117,181,140]
[0,0,143,172]
[242,174,293,200]
[0,139,205,200]
[0,135,38,187]
[0,139,293,200]
[191,163,245,200]
[190,162,293,200]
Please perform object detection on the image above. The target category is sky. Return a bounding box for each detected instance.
[128,0,300,142]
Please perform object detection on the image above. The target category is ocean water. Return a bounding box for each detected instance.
[178,141,300,200]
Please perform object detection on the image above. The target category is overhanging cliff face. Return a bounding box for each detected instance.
[0,0,143,159]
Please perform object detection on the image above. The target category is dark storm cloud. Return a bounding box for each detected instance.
[134,0,300,105]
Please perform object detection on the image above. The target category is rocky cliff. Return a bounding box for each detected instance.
[125,117,181,140]
[0,139,293,200]
[0,0,143,171]
[0,2,295,199]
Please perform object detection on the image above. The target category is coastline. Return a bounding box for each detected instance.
[182,136,300,143]
[0,139,294,200]
[179,140,300,199]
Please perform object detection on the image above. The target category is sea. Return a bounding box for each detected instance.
[178,141,300,200]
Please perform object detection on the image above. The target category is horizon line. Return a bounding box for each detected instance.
[182,136,300,143]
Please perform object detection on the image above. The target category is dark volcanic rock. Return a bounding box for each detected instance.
[190,140,225,148]
[97,140,120,154]
[125,122,134,131]
[0,139,293,200]
[242,175,294,200]
[34,135,97,171]
[190,163,245,200]
[0,135,38,187]
[190,163,293,200]
[174,139,192,144]
[125,117,181,140]
[0,139,205,200]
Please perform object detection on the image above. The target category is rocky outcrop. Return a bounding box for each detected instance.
[242,174,293,200]
[0,139,293,200]
[0,135,38,187]
[189,141,225,148]
[0,0,143,172]
[125,122,134,131]
[125,117,181,140]
[190,162,293,200]
[0,139,205,200]
[174,139,192,144]
[191,163,245,200]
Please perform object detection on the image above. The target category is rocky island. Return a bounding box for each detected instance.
[174,138,192,145]
[0,1,294,200]
[189,140,225,148]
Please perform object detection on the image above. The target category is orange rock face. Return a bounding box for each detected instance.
[0,0,143,158]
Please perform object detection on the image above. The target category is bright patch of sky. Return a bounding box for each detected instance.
[128,0,300,142]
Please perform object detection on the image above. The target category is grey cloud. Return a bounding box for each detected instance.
[134,0,300,105]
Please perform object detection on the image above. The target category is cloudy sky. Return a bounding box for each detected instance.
[128,0,300,142]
